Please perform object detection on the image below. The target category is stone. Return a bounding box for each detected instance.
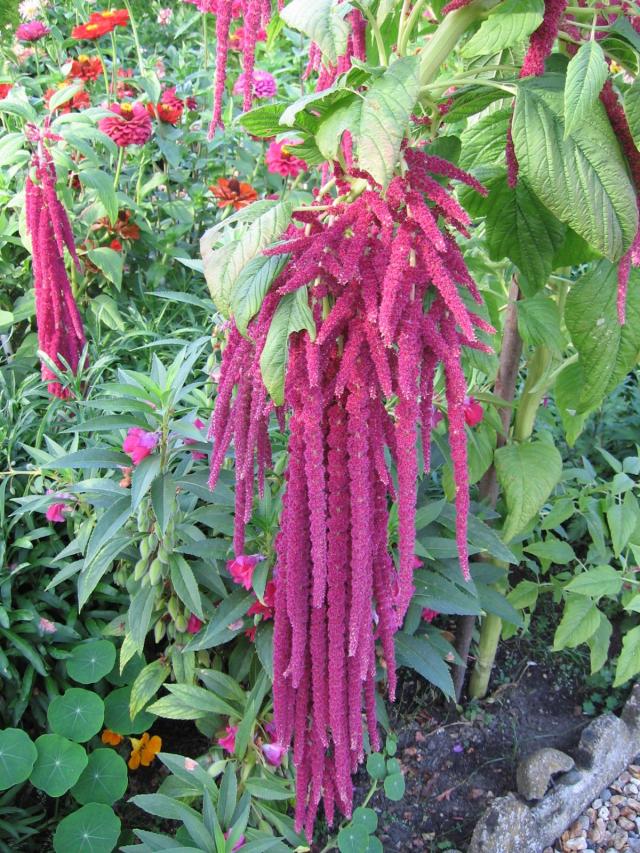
[563,838,587,851]
[592,799,603,809]
[620,817,636,831]
[468,794,539,853]
[517,749,576,801]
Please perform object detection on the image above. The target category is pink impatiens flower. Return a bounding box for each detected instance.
[233,69,277,100]
[218,725,237,753]
[184,417,207,461]
[123,427,159,465]
[38,616,57,634]
[186,614,203,634]
[463,396,484,427]
[227,554,263,590]
[183,757,198,771]
[46,503,69,523]
[157,7,173,25]
[421,608,438,623]
[262,741,287,767]
[265,140,307,178]
[16,20,50,42]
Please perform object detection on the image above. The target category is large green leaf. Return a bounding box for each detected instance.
[280,0,350,64]
[564,262,640,414]
[564,41,608,137]
[394,632,454,698]
[513,75,638,260]
[0,728,37,790]
[71,750,128,806]
[356,56,421,187]
[494,441,562,541]
[624,76,640,149]
[53,803,121,853]
[67,640,116,685]
[462,0,544,57]
[516,294,564,353]
[48,689,104,743]
[30,734,88,797]
[459,108,511,170]
[259,287,316,406]
[200,201,293,318]
[231,253,289,337]
[553,595,601,651]
[554,361,589,446]
[486,177,566,294]
[614,625,640,687]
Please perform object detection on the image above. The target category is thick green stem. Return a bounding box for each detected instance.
[123,0,145,78]
[468,611,504,699]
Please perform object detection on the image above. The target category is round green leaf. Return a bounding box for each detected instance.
[366,838,383,853]
[0,728,37,790]
[48,689,104,743]
[103,686,155,736]
[365,753,386,780]
[385,736,397,757]
[71,749,128,806]
[386,758,401,775]
[383,772,405,802]
[352,807,377,834]
[337,824,370,853]
[67,641,116,685]
[30,734,88,796]
[53,803,121,853]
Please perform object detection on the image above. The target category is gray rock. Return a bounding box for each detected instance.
[468,794,539,853]
[516,748,575,801]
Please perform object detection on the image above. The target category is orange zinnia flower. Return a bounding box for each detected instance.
[210,177,258,211]
[128,732,162,770]
[101,728,123,746]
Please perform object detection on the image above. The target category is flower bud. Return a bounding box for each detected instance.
[149,558,164,586]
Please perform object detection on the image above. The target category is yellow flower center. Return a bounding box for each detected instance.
[120,103,133,113]
[78,54,89,62]
[87,24,99,31]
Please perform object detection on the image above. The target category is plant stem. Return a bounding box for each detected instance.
[203,13,209,70]
[123,0,145,78]
[113,146,125,189]
[110,30,118,99]
[361,6,388,66]
[468,609,504,699]
[96,44,111,101]
[398,0,427,57]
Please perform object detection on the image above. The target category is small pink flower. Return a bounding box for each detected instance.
[46,503,69,523]
[218,725,237,753]
[184,757,198,771]
[463,396,484,427]
[227,554,263,590]
[227,619,244,631]
[186,614,203,634]
[38,617,56,634]
[262,741,287,767]
[233,70,277,100]
[184,418,207,461]
[16,20,50,42]
[157,7,173,25]
[421,608,438,623]
[223,830,245,852]
[123,427,159,465]
[265,140,307,178]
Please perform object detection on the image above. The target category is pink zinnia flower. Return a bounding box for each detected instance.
[227,554,263,590]
[16,20,50,42]
[233,69,277,100]
[46,502,69,523]
[122,427,159,465]
[262,741,287,767]
[265,140,307,178]
[98,102,152,147]
[186,614,203,634]
[463,396,484,427]
[218,725,237,753]
[157,7,173,25]
[38,616,57,634]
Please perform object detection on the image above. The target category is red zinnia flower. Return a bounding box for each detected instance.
[71,19,113,40]
[210,177,258,210]
[89,9,129,28]
[148,100,183,125]
[66,54,103,82]
[110,239,122,252]
[0,83,12,99]
[98,102,153,147]
[93,209,140,241]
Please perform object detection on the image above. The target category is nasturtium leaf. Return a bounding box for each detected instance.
[366,838,384,853]
[48,688,105,743]
[0,728,37,789]
[71,749,128,805]
[494,441,562,542]
[30,734,88,797]
[103,686,156,736]
[356,55,421,187]
[614,625,640,687]
[486,177,566,295]
[564,41,608,137]
[624,76,640,150]
[553,596,601,651]
[280,0,350,65]
[260,287,316,406]
[513,75,638,261]
[67,640,116,685]
[338,825,371,853]
[352,807,377,834]
[365,753,386,780]
[462,0,544,57]
[53,803,121,853]
[383,772,406,801]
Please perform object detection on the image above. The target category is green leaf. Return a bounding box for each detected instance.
[131,454,161,512]
[460,108,511,170]
[103,686,156,736]
[564,41,608,137]
[85,496,131,568]
[42,448,131,470]
[494,441,562,542]
[53,803,121,853]
[356,56,421,187]
[186,588,253,652]
[244,775,294,801]
[474,583,523,627]
[151,474,175,536]
[30,734,88,797]
[524,538,576,565]
[614,625,640,687]
[128,586,156,655]
[624,76,640,150]
[232,253,289,337]
[486,178,566,295]
[365,753,386,780]
[147,684,238,720]
[338,825,371,853]
[170,555,204,621]
[394,632,454,697]
[200,201,293,318]
[316,98,361,161]
[0,728,37,790]
[255,621,274,680]
[71,749,128,806]
[238,102,290,137]
[280,0,350,64]
[383,772,406,801]
[566,565,622,599]
[588,615,612,674]
[130,659,171,719]
[517,294,564,352]
[565,261,640,414]
[48,688,104,743]
[462,0,544,57]
[259,287,316,406]
[0,627,47,675]
[48,82,84,113]
[67,640,116,685]
[554,361,589,446]
[352,807,377,834]
[80,169,119,226]
[553,596,600,650]
[607,492,639,557]
[513,75,638,261]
